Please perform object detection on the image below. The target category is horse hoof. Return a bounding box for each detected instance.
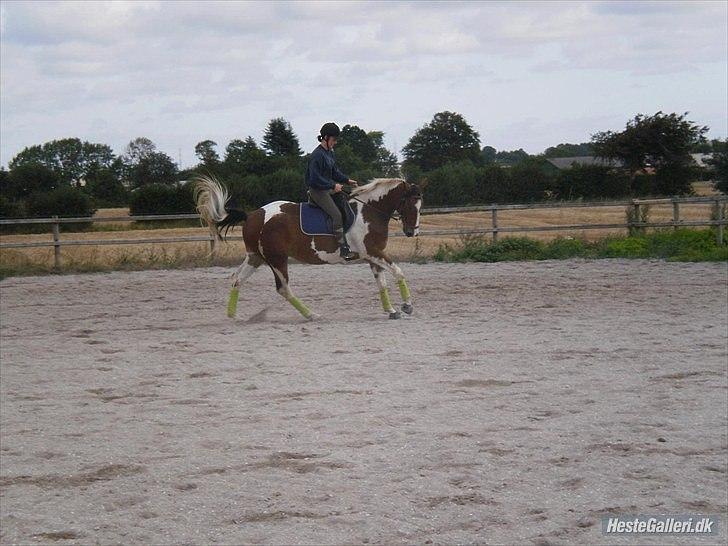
[389,311,402,320]
[401,303,413,315]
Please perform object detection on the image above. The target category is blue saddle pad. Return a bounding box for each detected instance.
[300,201,355,236]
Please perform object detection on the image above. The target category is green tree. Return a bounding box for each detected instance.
[592,112,707,174]
[339,125,377,163]
[84,167,128,206]
[543,142,594,157]
[122,138,178,188]
[131,153,178,188]
[4,163,60,200]
[225,137,268,175]
[707,139,728,194]
[124,137,156,165]
[262,118,302,157]
[481,146,497,165]
[195,140,220,167]
[495,149,530,166]
[367,131,399,175]
[330,144,367,176]
[9,138,115,186]
[402,111,481,172]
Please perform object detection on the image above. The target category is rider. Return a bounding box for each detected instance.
[305,122,358,260]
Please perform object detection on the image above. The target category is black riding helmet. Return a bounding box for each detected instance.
[318,122,340,142]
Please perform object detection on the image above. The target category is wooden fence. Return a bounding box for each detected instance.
[1,195,725,270]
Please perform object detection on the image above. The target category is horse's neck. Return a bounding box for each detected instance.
[350,184,404,226]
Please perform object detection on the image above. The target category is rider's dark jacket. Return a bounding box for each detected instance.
[305,145,348,190]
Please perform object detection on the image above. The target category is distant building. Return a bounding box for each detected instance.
[545,156,623,170]
[690,153,713,169]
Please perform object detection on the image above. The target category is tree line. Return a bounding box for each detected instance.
[400,111,725,206]
[0,111,725,219]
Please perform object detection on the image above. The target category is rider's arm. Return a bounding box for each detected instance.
[331,162,349,184]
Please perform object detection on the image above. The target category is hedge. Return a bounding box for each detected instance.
[25,186,95,218]
[129,183,196,215]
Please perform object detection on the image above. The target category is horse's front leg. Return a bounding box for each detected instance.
[369,263,401,319]
[367,254,413,316]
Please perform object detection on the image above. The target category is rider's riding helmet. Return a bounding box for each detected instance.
[318,122,341,142]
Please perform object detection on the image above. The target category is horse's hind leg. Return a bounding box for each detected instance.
[227,253,263,318]
[231,253,263,287]
[268,257,315,320]
[370,263,400,319]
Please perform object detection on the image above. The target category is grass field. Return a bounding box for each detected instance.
[0,183,724,276]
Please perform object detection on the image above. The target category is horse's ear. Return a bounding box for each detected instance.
[418,178,429,191]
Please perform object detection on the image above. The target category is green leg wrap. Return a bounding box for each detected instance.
[287,295,312,319]
[227,287,239,318]
[380,287,393,312]
[398,278,411,302]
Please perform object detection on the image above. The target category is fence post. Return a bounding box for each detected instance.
[672,198,680,231]
[631,200,641,235]
[716,199,725,246]
[51,216,61,271]
[491,205,498,242]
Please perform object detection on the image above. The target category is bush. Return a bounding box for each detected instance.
[4,163,60,200]
[553,165,631,200]
[223,169,305,210]
[26,186,95,218]
[475,164,509,203]
[631,173,659,196]
[504,159,551,202]
[85,168,128,206]
[129,183,195,215]
[424,161,479,206]
[0,195,25,218]
[604,237,650,258]
[434,229,727,263]
[261,168,305,203]
[654,163,696,196]
[646,228,718,258]
[543,237,591,259]
[435,236,545,262]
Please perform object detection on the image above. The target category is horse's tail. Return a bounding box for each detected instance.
[192,175,247,244]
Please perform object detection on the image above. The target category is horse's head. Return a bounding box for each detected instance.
[397,181,424,237]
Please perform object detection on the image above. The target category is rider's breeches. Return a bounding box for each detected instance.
[308,188,345,244]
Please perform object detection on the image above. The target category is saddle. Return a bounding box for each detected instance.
[300,191,356,236]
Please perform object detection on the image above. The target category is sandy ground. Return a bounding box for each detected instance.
[0,260,726,545]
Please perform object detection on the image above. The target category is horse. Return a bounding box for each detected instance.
[192,176,424,320]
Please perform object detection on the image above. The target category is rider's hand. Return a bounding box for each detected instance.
[333,183,343,192]
[348,179,358,187]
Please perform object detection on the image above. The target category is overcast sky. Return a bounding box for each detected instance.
[1,0,726,168]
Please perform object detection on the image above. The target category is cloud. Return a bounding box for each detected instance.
[1,0,725,165]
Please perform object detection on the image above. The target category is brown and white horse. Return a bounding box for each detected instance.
[193,176,424,320]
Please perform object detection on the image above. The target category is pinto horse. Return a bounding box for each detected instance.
[193,176,424,320]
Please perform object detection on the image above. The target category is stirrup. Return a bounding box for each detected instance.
[339,243,358,261]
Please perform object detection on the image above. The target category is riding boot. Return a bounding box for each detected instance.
[339,242,358,260]
[337,232,357,260]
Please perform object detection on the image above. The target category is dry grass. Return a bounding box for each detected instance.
[1,191,722,276]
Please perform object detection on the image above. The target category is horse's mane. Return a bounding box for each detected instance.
[350,178,404,201]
